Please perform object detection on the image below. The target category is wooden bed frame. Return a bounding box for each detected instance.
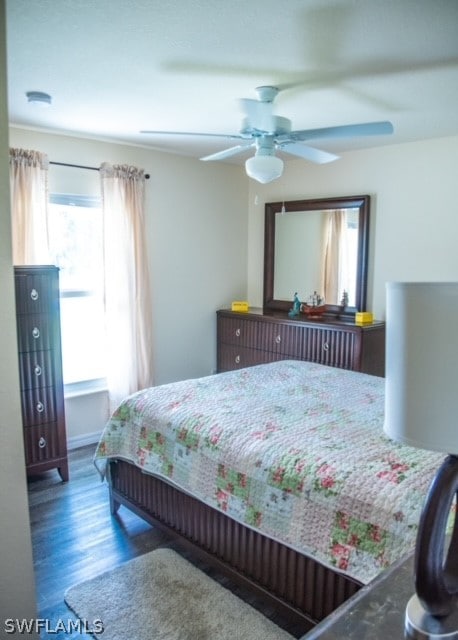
[108,458,363,632]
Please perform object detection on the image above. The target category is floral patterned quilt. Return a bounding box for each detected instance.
[94,360,444,584]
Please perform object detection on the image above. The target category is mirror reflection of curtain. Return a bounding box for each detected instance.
[100,163,153,413]
[321,209,348,304]
[9,148,50,264]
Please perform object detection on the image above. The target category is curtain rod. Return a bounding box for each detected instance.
[49,160,150,179]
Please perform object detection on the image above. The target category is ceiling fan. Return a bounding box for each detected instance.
[141,86,393,183]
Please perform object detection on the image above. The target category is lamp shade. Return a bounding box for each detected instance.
[245,155,284,183]
[384,282,458,455]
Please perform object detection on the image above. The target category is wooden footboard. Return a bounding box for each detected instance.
[108,459,362,630]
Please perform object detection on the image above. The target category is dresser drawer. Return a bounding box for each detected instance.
[18,350,54,390]
[218,316,260,348]
[23,423,61,466]
[303,327,356,370]
[16,313,53,352]
[217,344,291,372]
[218,315,305,358]
[21,386,56,426]
[15,271,55,315]
[263,322,307,357]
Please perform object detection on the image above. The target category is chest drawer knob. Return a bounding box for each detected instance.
[275,335,281,344]
[235,355,241,364]
[36,401,44,413]
[30,288,39,301]
[32,327,40,339]
[235,328,241,337]
[38,437,46,449]
[322,342,329,352]
[34,364,42,377]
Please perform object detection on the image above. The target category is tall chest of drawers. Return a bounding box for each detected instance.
[217,308,385,377]
[14,265,69,481]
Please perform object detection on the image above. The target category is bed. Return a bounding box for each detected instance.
[94,360,444,630]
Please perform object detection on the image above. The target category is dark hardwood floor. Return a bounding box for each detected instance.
[28,445,170,638]
[28,445,309,639]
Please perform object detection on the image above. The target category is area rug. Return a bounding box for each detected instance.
[65,547,295,640]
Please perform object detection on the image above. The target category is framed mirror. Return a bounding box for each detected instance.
[263,195,370,317]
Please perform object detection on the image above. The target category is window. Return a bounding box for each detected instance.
[48,194,107,393]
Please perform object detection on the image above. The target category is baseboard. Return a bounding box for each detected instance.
[67,430,103,451]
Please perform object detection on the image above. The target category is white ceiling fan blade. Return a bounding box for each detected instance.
[239,99,275,133]
[283,121,394,143]
[280,142,339,164]
[140,130,243,140]
[200,143,255,162]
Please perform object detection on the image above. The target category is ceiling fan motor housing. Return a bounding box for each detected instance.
[240,115,291,137]
[255,86,279,102]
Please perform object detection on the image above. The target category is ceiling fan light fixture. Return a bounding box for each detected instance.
[245,154,284,184]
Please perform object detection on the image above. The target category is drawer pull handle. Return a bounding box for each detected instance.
[30,288,39,301]
[36,401,44,413]
[32,327,40,339]
[235,328,241,337]
[275,335,281,344]
[38,437,46,449]
[34,365,42,377]
[323,342,329,352]
[235,355,241,364]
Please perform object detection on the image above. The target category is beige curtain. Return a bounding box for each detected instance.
[9,148,50,264]
[100,163,153,412]
[321,210,347,304]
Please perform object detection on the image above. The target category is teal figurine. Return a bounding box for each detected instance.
[288,292,301,317]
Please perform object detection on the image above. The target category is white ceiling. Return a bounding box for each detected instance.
[5,0,458,165]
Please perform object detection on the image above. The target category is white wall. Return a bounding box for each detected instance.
[9,127,248,444]
[64,390,110,449]
[0,0,38,627]
[247,135,458,319]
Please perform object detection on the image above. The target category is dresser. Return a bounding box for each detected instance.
[217,308,385,377]
[14,265,69,481]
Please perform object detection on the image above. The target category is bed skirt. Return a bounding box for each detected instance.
[108,459,362,629]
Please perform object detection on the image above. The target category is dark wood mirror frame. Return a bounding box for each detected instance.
[263,195,370,318]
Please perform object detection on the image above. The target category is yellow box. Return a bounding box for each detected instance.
[231,301,249,312]
[355,311,374,325]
